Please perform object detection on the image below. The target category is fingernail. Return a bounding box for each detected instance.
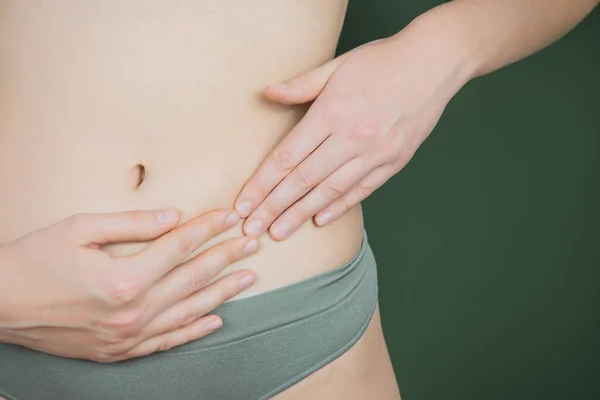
[205,318,222,332]
[244,239,259,254]
[316,211,333,226]
[238,274,255,289]
[271,221,292,239]
[225,212,240,228]
[235,201,253,217]
[245,219,264,237]
[157,209,179,224]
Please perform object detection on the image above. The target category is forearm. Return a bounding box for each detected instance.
[412,0,599,79]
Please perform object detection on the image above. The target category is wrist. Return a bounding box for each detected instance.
[406,2,486,83]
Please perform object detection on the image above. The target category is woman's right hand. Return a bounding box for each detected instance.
[0,208,259,363]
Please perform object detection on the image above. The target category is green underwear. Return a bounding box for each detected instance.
[0,229,378,400]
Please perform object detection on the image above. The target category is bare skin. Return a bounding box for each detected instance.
[2,0,595,398]
[236,0,600,241]
[0,0,363,297]
[0,0,398,398]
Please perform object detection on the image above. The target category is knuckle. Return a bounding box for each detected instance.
[182,307,199,326]
[202,289,222,307]
[187,269,208,292]
[356,183,374,200]
[291,168,316,190]
[220,276,244,299]
[176,237,195,257]
[272,149,296,172]
[262,201,282,220]
[157,339,174,352]
[113,337,140,356]
[100,334,127,347]
[191,215,217,240]
[225,280,242,298]
[395,157,409,172]
[208,249,229,267]
[290,204,311,225]
[380,146,399,164]
[210,213,229,235]
[101,307,145,335]
[94,328,127,344]
[349,120,379,142]
[323,179,346,200]
[396,148,413,169]
[93,350,120,363]
[199,210,221,226]
[102,277,143,306]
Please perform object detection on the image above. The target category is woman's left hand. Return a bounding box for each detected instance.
[234,16,475,240]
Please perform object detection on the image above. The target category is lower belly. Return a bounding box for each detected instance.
[0,234,378,400]
[0,125,364,298]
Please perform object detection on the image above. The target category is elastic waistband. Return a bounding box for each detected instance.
[152,228,375,355]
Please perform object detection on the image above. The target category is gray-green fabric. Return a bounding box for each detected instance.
[0,229,378,400]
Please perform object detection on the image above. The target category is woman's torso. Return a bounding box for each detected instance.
[0,0,363,298]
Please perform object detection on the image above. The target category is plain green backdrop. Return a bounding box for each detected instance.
[336,2,599,399]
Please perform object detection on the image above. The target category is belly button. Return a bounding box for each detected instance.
[135,164,146,189]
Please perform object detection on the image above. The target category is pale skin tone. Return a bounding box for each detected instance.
[0,2,371,399]
[0,208,260,362]
[236,0,600,245]
[1,0,598,399]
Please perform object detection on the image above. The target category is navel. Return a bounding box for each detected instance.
[134,163,146,190]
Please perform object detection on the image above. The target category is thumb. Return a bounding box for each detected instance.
[265,55,346,106]
[66,209,181,245]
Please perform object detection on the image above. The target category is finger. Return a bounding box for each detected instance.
[141,270,255,340]
[65,209,181,246]
[268,157,377,240]
[234,113,330,219]
[123,314,224,360]
[144,236,259,319]
[265,56,345,106]
[120,209,241,292]
[314,165,392,227]
[243,135,356,237]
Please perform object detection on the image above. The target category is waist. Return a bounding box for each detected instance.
[0,122,364,298]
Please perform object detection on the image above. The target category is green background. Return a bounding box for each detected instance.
[337,2,599,399]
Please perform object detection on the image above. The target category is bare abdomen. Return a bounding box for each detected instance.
[0,0,363,298]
